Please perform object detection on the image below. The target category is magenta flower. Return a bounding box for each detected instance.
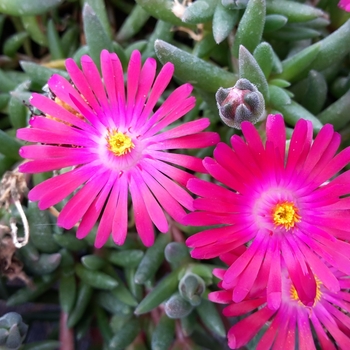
[210,265,350,349]
[339,0,350,12]
[185,114,350,308]
[17,50,219,248]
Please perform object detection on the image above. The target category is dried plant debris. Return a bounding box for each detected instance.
[0,171,29,248]
[0,226,31,285]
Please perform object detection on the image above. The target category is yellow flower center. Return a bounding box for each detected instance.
[106,129,134,156]
[272,201,301,230]
[290,277,322,307]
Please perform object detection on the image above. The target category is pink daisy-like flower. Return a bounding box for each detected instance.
[17,50,219,248]
[185,114,350,309]
[339,0,350,12]
[210,262,350,350]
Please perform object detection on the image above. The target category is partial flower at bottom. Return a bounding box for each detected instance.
[210,262,350,350]
[185,114,350,309]
[16,50,219,248]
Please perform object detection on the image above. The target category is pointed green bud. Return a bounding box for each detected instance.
[179,273,205,306]
[164,293,193,319]
[216,78,265,129]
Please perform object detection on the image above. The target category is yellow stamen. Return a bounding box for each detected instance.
[272,201,301,230]
[106,129,134,156]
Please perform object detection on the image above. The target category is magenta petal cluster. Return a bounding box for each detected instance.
[185,114,350,308]
[339,0,350,12]
[17,50,219,248]
[210,262,350,350]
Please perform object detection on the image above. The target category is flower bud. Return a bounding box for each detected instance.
[215,78,265,129]
[164,293,193,319]
[0,312,28,350]
[178,273,205,306]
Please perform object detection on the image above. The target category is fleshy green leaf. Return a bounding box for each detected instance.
[155,40,238,92]
[135,269,180,315]
[300,70,327,115]
[278,100,323,133]
[151,314,175,350]
[116,4,150,42]
[239,45,269,101]
[264,14,288,33]
[134,234,170,284]
[276,43,321,82]
[318,89,350,130]
[253,42,275,79]
[0,0,62,16]
[182,0,218,24]
[232,0,266,57]
[212,2,238,44]
[266,0,324,23]
[83,3,113,68]
[135,0,189,26]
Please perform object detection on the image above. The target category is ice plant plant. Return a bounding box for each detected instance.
[210,261,350,350]
[16,50,219,248]
[185,114,350,309]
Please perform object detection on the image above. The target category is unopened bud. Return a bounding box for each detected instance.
[164,293,193,319]
[216,78,265,129]
[179,273,205,306]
